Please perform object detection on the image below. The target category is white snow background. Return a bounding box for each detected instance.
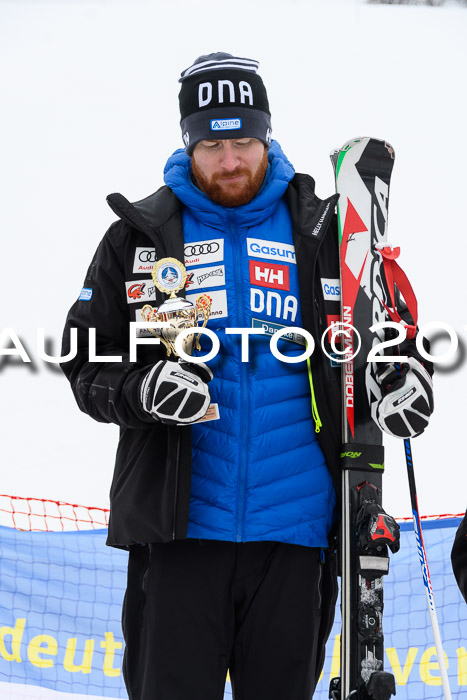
[0,0,466,519]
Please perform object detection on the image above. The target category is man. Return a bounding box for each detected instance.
[452,510,467,603]
[61,53,434,700]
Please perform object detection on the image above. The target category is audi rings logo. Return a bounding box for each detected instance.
[139,250,157,263]
[184,239,224,267]
[133,247,157,273]
[184,242,220,257]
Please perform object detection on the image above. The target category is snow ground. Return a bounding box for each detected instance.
[1,0,466,517]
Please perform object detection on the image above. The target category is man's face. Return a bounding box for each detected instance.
[191,138,268,207]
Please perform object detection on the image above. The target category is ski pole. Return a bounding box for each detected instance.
[403,437,452,700]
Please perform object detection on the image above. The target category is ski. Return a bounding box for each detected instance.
[329,137,400,700]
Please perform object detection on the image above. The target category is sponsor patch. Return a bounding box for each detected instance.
[186,289,228,320]
[134,308,153,337]
[184,239,224,267]
[185,265,225,291]
[329,352,341,368]
[326,314,341,345]
[125,279,157,305]
[133,247,157,273]
[321,278,341,301]
[251,318,306,346]
[250,288,298,323]
[249,261,290,291]
[312,202,331,237]
[193,403,220,423]
[211,118,242,131]
[79,288,93,301]
[246,238,296,264]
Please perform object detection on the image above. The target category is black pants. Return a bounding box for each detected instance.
[122,539,337,700]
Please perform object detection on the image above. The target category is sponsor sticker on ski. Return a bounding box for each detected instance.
[246,238,296,264]
[184,239,224,267]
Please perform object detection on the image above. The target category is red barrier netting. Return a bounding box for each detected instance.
[0,494,110,532]
[0,494,462,533]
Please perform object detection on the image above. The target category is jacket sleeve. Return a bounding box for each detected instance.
[452,510,467,604]
[60,223,156,428]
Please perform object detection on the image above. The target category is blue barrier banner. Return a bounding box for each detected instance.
[0,519,466,698]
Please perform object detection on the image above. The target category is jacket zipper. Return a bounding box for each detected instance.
[306,356,322,433]
[300,207,338,437]
[227,211,249,543]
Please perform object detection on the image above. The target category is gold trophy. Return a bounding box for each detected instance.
[141,257,212,358]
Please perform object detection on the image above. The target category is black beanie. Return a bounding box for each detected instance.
[178,52,272,155]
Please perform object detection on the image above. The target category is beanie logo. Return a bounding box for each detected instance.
[199,80,254,108]
[266,128,272,145]
[211,119,242,131]
[183,132,190,147]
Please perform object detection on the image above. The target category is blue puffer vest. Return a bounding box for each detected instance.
[164,141,336,547]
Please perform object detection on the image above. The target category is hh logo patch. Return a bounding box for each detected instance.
[249,261,290,291]
[321,278,341,301]
[326,314,341,345]
[125,280,157,305]
[246,238,296,264]
[184,239,224,267]
[133,248,157,273]
[185,265,225,291]
[186,289,228,320]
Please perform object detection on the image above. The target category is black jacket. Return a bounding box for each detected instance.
[61,175,342,548]
[452,510,467,603]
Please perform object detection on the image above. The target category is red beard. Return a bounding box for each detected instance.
[191,148,269,207]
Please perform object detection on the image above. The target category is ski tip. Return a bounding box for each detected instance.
[330,137,395,159]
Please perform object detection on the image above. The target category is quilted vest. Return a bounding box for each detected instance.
[164,141,336,547]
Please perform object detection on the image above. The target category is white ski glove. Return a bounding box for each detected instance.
[140,360,212,425]
[376,356,434,439]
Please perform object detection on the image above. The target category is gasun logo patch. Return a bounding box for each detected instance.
[321,278,341,301]
[210,119,242,131]
[246,238,296,264]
